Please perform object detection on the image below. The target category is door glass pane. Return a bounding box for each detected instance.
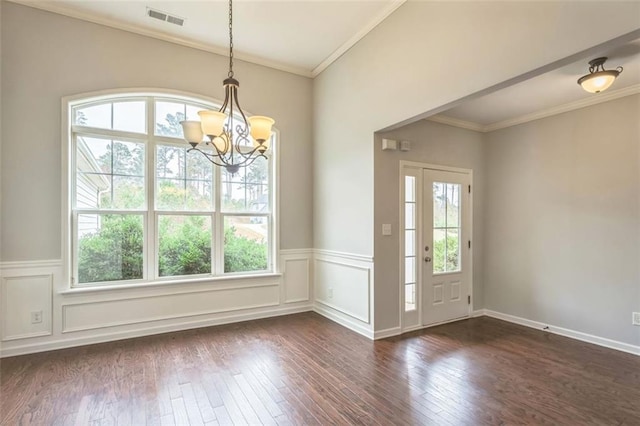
[224,216,268,273]
[404,257,415,284]
[433,182,446,227]
[404,175,417,312]
[446,229,460,272]
[433,229,446,273]
[405,230,415,257]
[158,215,211,277]
[433,181,462,274]
[405,203,415,229]
[405,176,415,202]
[446,184,460,227]
[405,284,416,311]
[77,214,144,283]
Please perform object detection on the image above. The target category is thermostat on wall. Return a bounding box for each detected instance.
[382,139,398,151]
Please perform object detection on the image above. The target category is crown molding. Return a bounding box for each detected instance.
[426,114,486,132]
[7,0,314,78]
[429,83,640,133]
[311,0,406,78]
[484,83,640,132]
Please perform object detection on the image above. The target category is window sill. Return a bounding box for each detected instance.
[59,272,282,295]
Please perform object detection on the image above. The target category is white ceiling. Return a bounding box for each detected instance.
[13,0,403,77]
[432,38,640,131]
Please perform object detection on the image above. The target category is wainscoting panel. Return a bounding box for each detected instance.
[313,250,374,337]
[0,250,313,357]
[62,283,280,333]
[1,273,53,340]
[281,256,311,303]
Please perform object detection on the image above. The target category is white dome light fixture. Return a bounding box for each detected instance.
[180,0,275,174]
[577,57,623,94]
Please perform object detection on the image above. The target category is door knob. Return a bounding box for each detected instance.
[424,256,432,262]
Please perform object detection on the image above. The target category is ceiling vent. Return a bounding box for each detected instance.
[147,7,184,27]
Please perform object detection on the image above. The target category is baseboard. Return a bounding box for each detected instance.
[0,304,313,358]
[313,303,374,340]
[471,309,486,317]
[374,326,401,340]
[483,309,640,357]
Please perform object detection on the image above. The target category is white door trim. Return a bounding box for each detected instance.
[399,161,473,333]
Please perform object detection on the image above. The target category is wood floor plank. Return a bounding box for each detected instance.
[2,313,640,425]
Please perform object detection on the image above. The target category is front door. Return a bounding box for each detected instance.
[422,169,471,325]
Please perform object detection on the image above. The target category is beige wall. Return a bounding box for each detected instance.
[314,1,640,259]
[375,121,486,330]
[484,94,640,346]
[1,3,313,261]
[313,1,639,335]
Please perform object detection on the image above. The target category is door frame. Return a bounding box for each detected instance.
[399,161,474,333]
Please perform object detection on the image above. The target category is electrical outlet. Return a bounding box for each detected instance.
[328,288,334,299]
[31,311,43,324]
[632,312,640,326]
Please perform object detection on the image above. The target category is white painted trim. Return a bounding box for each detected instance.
[313,256,371,323]
[62,293,279,333]
[313,304,373,340]
[484,84,640,132]
[374,326,401,340]
[1,274,54,340]
[0,259,62,270]
[311,0,406,78]
[399,161,473,176]
[7,0,312,78]
[0,304,313,358]
[471,309,486,318]
[483,310,640,357]
[428,84,640,133]
[314,249,373,263]
[426,115,485,132]
[280,248,314,257]
[281,256,311,304]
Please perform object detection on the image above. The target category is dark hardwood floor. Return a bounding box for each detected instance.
[1,313,639,425]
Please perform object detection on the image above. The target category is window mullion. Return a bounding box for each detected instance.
[146,96,156,281]
[214,165,223,275]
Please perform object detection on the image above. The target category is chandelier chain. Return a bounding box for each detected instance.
[228,0,234,78]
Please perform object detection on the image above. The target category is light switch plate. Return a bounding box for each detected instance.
[633,312,640,326]
[382,224,392,236]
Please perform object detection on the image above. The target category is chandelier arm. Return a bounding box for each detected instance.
[232,85,250,129]
[189,146,260,169]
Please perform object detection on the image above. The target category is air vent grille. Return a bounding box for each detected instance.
[167,15,185,26]
[147,7,184,27]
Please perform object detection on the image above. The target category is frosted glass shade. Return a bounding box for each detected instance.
[248,116,275,142]
[212,133,231,154]
[198,110,227,137]
[180,120,204,144]
[578,71,619,93]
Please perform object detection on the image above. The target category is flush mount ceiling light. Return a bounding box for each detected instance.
[180,0,274,174]
[577,57,623,94]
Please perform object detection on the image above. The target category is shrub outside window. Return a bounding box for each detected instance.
[70,94,275,286]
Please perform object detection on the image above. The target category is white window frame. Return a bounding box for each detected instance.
[62,89,279,289]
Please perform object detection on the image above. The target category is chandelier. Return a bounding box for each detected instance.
[180,0,275,174]
[577,57,623,94]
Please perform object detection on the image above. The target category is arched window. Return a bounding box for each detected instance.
[67,92,275,286]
